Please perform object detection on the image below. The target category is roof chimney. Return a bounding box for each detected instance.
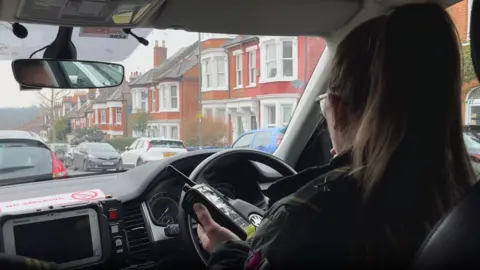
[153,39,167,68]
[129,71,141,83]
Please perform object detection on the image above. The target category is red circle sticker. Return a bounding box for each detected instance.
[71,191,98,201]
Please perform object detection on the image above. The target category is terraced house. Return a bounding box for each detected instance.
[66,82,131,139]
[129,33,326,143]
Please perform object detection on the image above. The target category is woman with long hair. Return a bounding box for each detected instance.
[193,3,476,269]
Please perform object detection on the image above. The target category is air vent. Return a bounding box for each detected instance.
[123,202,155,265]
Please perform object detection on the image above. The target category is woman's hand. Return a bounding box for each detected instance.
[193,203,240,252]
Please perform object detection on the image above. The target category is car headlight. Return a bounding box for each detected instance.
[88,154,95,159]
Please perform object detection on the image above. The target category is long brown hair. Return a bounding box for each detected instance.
[328,3,475,266]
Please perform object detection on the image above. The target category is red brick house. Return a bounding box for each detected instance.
[200,34,326,142]
[129,39,209,140]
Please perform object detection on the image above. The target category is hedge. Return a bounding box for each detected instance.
[106,137,136,151]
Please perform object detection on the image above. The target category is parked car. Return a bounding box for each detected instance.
[0,130,67,183]
[72,142,121,172]
[231,127,287,154]
[120,137,188,168]
[48,143,69,162]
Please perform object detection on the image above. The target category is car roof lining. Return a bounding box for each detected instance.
[0,0,463,37]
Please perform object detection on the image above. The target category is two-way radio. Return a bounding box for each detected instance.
[166,165,256,240]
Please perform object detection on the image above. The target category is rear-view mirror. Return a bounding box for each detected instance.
[12,59,125,89]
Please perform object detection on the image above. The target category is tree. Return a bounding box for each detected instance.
[38,88,69,143]
[184,117,229,147]
[54,118,68,142]
[130,111,150,136]
[462,44,476,86]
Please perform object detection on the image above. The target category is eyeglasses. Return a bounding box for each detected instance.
[315,93,328,115]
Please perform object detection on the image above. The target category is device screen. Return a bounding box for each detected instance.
[194,184,253,230]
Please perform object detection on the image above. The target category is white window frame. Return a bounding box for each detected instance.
[259,36,298,83]
[140,90,148,112]
[101,109,106,124]
[116,108,122,124]
[201,49,229,92]
[266,106,276,128]
[171,126,179,139]
[215,56,226,88]
[234,50,243,88]
[158,82,180,112]
[281,104,293,126]
[246,46,257,87]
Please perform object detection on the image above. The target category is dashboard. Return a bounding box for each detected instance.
[0,149,283,269]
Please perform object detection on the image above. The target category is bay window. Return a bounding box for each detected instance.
[201,50,228,91]
[215,56,226,87]
[260,37,298,82]
[158,83,180,111]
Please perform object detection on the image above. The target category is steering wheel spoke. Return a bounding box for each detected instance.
[178,148,297,265]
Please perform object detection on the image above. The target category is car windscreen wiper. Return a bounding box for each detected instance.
[0,166,35,173]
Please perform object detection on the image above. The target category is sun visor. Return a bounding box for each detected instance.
[471,0,480,80]
[13,0,164,27]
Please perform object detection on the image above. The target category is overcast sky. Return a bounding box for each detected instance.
[0,28,198,108]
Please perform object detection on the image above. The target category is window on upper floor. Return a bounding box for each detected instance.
[140,90,148,111]
[101,109,106,124]
[116,108,122,124]
[205,59,212,88]
[201,50,228,91]
[260,37,298,83]
[159,84,179,111]
[170,86,178,109]
[215,56,226,87]
[248,50,256,86]
[265,43,277,78]
[235,53,243,87]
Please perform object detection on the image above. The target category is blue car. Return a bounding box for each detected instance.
[231,127,287,154]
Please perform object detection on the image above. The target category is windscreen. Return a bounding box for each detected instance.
[13,215,93,263]
[150,140,185,149]
[0,141,52,180]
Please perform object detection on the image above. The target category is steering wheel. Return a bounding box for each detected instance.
[178,148,297,265]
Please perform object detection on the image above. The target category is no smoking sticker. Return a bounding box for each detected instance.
[0,189,106,214]
[71,190,99,201]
